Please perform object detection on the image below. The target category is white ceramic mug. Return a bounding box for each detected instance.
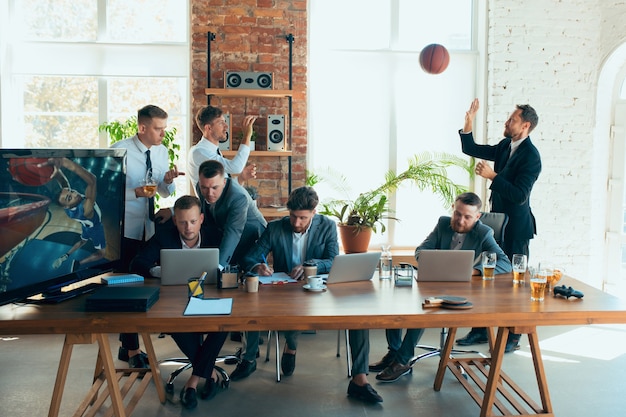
[307,275,324,289]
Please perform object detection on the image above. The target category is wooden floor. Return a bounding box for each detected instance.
[1,325,625,416]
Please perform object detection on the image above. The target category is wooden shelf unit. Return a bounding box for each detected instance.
[205,88,294,98]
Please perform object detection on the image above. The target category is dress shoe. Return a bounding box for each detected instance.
[230,359,257,381]
[368,351,395,372]
[347,380,383,403]
[180,387,198,409]
[128,352,149,369]
[118,346,148,363]
[456,328,488,346]
[505,333,521,353]
[375,360,413,382]
[281,351,296,376]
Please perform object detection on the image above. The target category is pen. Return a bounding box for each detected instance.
[194,271,207,295]
[261,254,268,265]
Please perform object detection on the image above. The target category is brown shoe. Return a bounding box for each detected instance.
[368,351,395,372]
[375,360,412,382]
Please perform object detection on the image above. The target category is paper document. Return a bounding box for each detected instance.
[258,272,297,285]
[183,297,233,316]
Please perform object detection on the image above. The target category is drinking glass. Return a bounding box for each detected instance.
[530,269,548,301]
[512,254,527,285]
[481,251,497,280]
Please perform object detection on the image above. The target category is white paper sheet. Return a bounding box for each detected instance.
[183,297,233,315]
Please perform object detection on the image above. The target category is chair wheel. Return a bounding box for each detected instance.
[165,382,174,394]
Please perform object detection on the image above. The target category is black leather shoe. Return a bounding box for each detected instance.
[118,346,148,363]
[281,351,296,376]
[375,361,412,382]
[128,352,149,369]
[230,359,257,381]
[456,328,488,346]
[505,333,521,353]
[347,381,383,403]
[368,351,395,372]
[180,387,198,409]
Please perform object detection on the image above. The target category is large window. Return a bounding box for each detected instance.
[0,0,189,202]
[309,0,480,249]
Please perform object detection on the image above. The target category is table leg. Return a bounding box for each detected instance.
[48,335,75,417]
[434,327,458,391]
[96,333,127,417]
[480,327,509,417]
[528,331,553,413]
[141,333,166,403]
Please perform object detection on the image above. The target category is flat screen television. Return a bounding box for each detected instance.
[0,148,126,306]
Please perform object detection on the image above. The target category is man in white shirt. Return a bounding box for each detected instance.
[188,105,257,187]
[110,104,183,368]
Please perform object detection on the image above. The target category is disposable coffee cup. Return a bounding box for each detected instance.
[187,277,204,298]
[307,275,324,290]
[246,275,259,293]
[303,262,317,280]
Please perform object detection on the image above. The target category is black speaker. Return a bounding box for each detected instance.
[267,115,285,151]
[225,71,273,90]
[218,113,231,151]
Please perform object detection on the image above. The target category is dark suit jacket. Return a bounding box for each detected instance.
[130,222,220,278]
[196,178,267,267]
[459,131,542,241]
[242,214,339,274]
[415,217,512,274]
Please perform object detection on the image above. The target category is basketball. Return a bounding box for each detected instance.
[419,43,450,75]
[8,158,55,186]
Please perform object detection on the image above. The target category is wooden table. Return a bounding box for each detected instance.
[1,274,625,416]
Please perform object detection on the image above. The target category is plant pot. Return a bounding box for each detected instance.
[338,224,372,254]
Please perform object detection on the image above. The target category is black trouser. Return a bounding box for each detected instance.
[119,237,146,350]
[171,332,228,379]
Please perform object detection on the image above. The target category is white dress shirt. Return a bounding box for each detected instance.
[111,135,175,241]
[188,137,250,186]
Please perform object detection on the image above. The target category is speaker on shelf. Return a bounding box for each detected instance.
[225,71,273,90]
[267,114,285,151]
[218,113,231,151]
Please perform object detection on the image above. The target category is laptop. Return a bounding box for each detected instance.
[85,286,160,312]
[416,249,475,282]
[324,252,381,284]
[160,248,220,285]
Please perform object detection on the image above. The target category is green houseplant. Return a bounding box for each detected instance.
[318,152,473,252]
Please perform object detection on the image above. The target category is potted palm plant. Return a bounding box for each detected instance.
[318,152,473,253]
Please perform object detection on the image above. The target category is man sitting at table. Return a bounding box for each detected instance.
[369,192,512,383]
[238,186,383,403]
[130,195,227,409]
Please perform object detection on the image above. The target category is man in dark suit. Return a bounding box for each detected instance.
[235,186,339,380]
[369,193,512,382]
[130,195,227,410]
[195,160,267,269]
[456,98,542,351]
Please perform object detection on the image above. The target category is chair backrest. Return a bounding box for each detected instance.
[479,212,509,245]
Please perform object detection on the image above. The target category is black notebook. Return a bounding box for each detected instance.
[85,286,160,312]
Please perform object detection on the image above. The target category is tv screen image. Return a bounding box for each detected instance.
[0,149,126,306]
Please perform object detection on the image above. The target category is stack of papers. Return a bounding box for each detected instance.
[258,272,297,285]
[183,297,233,316]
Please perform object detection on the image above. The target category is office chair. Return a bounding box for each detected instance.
[412,212,508,364]
[265,329,352,382]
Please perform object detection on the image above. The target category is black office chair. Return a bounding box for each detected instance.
[412,212,509,364]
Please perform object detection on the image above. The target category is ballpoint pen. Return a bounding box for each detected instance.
[261,254,268,265]
[193,271,207,297]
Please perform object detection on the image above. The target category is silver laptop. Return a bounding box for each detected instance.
[160,248,220,285]
[324,252,381,284]
[416,250,475,282]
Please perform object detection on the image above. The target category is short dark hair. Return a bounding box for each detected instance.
[198,160,225,180]
[195,105,222,131]
[137,105,168,125]
[455,192,482,210]
[174,195,202,212]
[516,104,539,133]
[286,186,319,211]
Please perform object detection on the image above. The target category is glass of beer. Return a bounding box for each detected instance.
[141,169,158,195]
[482,251,497,280]
[530,269,548,301]
[512,254,527,285]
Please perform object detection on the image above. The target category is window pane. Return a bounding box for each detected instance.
[22,76,98,148]
[398,0,473,50]
[18,0,97,41]
[107,0,187,43]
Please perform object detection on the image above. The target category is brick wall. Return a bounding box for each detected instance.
[190,0,307,207]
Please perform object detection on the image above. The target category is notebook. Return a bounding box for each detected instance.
[324,252,381,284]
[160,248,220,285]
[416,249,475,282]
[85,286,160,312]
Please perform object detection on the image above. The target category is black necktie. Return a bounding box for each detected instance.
[217,148,222,156]
[145,150,155,221]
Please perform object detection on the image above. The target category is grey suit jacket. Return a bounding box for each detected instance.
[415,216,512,274]
[242,214,339,274]
[198,178,267,266]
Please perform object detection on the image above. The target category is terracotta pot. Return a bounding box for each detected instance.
[338,224,372,254]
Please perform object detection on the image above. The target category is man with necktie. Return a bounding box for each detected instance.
[455,98,542,352]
